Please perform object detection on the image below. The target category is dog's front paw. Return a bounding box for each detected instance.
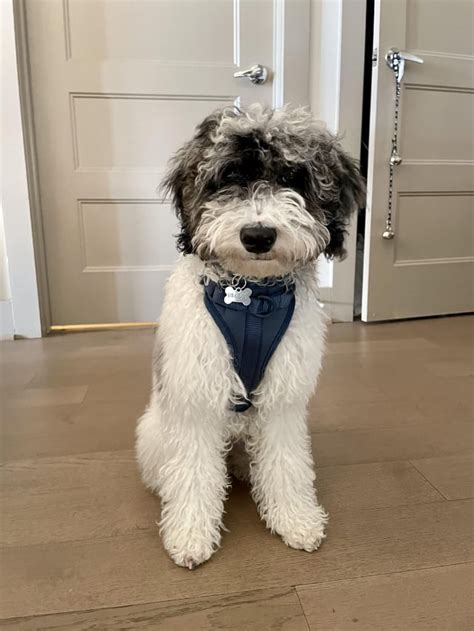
[277,505,328,553]
[162,527,220,569]
[168,543,217,570]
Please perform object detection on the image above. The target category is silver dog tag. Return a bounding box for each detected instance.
[224,286,252,306]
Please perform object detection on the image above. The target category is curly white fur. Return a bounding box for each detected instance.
[136,255,328,568]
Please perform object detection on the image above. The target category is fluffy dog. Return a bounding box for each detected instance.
[136,104,364,568]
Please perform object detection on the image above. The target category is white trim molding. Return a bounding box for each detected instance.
[0,300,14,341]
[1,0,42,338]
[281,0,311,107]
[309,0,366,321]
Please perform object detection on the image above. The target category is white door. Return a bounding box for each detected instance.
[25,0,309,326]
[363,0,474,321]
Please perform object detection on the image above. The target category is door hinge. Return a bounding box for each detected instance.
[372,48,378,66]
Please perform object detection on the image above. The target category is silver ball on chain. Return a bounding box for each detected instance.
[390,153,403,166]
[382,229,395,240]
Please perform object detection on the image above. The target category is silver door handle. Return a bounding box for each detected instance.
[399,51,424,63]
[233,64,268,85]
[385,48,423,82]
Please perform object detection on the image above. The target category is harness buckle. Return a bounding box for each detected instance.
[253,295,276,317]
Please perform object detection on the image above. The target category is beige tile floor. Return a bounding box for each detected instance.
[1,316,473,630]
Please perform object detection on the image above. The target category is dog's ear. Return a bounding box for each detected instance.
[162,112,222,253]
[161,144,193,253]
[306,133,366,260]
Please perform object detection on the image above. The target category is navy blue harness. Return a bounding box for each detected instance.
[203,278,295,412]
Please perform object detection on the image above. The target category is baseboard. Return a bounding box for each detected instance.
[318,287,354,323]
[0,299,14,340]
[330,303,355,323]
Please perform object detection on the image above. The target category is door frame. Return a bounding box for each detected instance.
[9,0,365,336]
[15,0,53,335]
[2,0,44,338]
[310,0,367,322]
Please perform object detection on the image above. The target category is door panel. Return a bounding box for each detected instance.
[405,0,474,56]
[79,200,178,270]
[394,194,473,263]
[401,89,473,161]
[72,95,232,170]
[66,0,235,62]
[26,0,297,325]
[363,0,474,321]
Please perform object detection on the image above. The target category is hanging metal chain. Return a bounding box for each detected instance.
[383,50,403,240]
[382,48,424,240]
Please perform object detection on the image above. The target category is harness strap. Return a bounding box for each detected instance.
[204,279,295,412]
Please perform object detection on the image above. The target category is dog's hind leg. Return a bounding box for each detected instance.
[227,439,250,483]
[248,401,328,552]
[135,396,165,493]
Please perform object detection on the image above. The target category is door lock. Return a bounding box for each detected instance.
[233,64,268,85]
[385,48,423,82]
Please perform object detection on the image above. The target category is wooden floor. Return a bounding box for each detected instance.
[1,316,473,630]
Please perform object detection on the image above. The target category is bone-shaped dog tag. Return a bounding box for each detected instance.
[224,286,252,306]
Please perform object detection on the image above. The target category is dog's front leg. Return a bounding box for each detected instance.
[137,398,229,569]
[158,411,229,569]
[249,402,327,552]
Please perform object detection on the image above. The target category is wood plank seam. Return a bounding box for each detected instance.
[293,559,474,593]
[0,586,306,626]
[406,460,448,501]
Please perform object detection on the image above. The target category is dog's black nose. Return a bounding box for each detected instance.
[240,225,277,254]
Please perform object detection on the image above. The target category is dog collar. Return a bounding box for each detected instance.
[203,277,295,412]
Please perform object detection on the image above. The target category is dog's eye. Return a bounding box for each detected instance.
[278,167,307,192]
[223,171,239,181]
[220,166,244,185]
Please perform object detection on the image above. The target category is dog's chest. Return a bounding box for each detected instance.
[203,279,295,412]
[158,257,325,415]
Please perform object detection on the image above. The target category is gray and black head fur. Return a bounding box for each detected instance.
[163,104,365,278]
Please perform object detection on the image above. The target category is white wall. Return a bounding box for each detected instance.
[309,0,366,320]
[0,205,13,340]
[1,1,13,339]
[0,209,11,300]
[1,0,42,338]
